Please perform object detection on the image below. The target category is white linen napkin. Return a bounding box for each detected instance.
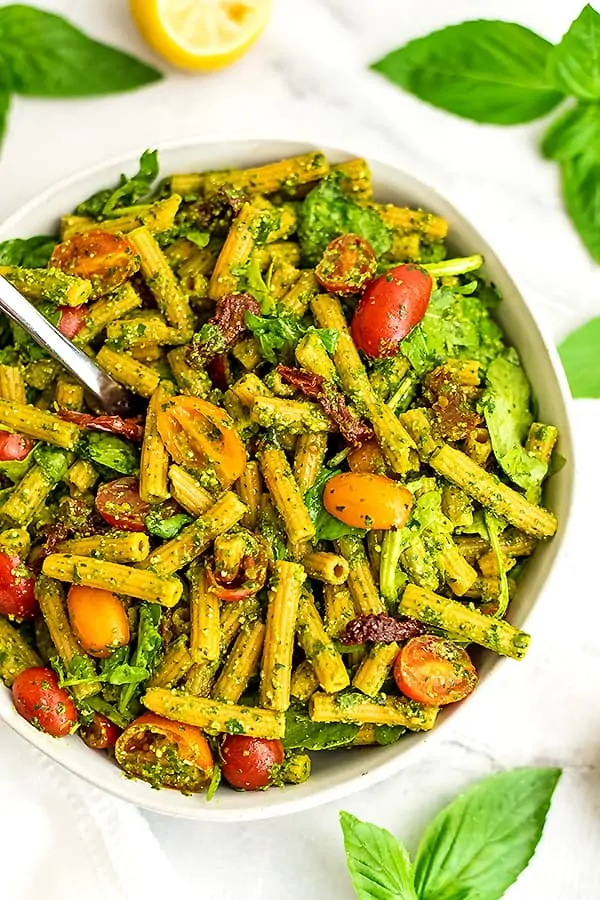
[0,721,180,900]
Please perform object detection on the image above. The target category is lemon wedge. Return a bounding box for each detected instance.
[130,0,272,72]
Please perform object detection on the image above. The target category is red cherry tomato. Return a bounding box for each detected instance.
[220,735,284,791]
[12,667,78,737]
[95,477,150,532]
[394,635,478,706]
[315,234,377,294]
[57,305,87,339]
[80,713,121,750]
[351,264,432,358]
[0,431,34,462]
[0,551,37,620]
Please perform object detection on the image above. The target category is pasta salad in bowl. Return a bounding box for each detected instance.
[0,140,573,820]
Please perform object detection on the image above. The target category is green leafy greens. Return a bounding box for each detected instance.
[83,433,139,475]
[298,172,391,265]
[118,603,162,716]
[145,509,193,539]
[304,468,365,542]
[245,311,338,365]
[283,707,359,750]
[559,315,600,397]
[0,235,57,267]
[340,768,561,900]
[76,149,159,219]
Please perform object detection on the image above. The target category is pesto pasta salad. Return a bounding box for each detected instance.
[0,150,558,796]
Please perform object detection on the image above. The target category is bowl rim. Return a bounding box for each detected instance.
[0,135,576,822]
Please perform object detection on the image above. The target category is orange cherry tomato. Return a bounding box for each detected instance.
[394,635,478,706]
[12,667,78,737]
[157,395,246,488]
[315,234,377,295]
[347,440,387,474]
[67,585,130,658]
[49,231,140,294]
[323,473,413,530]
[115,712,214,792]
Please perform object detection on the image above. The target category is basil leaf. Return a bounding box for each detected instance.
[558,315,600,397]
[413,768,561,900]
[548,5,600,100]
[340,811,418,900]
[84,432,139,475]
[145,509,192,539]
[304,468,365,542]
[0,235,57,267]
[560,153,600,262]
[541,102,600,161]
[33,444,70,483]
[283,707,359,750]
[0,89,9,143]
[371,21,564,125]
[0,6,162,97]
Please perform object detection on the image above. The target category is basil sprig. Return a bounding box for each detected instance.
[341,768,560,899]
[370,5,600,266]
[0,4,161,144]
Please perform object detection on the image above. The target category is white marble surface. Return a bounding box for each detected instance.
[0,1,599,897]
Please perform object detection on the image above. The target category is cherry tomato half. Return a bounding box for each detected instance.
[347,440,387,475]
[0,431,34,462]
[157,396,246,488]
[115,713,214,792]
[394,635,478,706]
[80,713,121,750]
[57,305,87,339]
[315,234,377,295]
[12,667,78,737]
[0,551,37,620]
[220,735,284,791]
[351,264,432,358]
[50,231,140,294]
[95,477,150,532]
[323,473,413,531]
[67,585,130,658]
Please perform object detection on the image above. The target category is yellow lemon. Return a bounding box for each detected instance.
[130,0,273,72]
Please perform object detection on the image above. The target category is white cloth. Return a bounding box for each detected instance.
[0,722,179,900]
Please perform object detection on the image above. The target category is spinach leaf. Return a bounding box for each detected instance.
[413,768,561,900]
[541,102,600,162]
[479,350,547,492]
[84,432,139,475]
[0,235,56,267]
[371,20,564,125]
[77,149,159,218]
[340,811,418,900]
[400,287,504,375]
[558,315,600,397]
[118,603,162,715]
[298,173,391,265]
[145,509,192,539]
[283,707,359,750]
[548,5,600,100]
[304,468,366,542]
[33,444,70,483]
[560,153,600,262]
[372,725,406,746]
[0,6,161,97]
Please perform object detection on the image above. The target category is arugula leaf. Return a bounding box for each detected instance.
[243,253,273,314]
[0,6,161,98]
[400,287,504,375]
[316,328,339,355]
[304,468,366,542]
[479,350,547,492]
[371,20,564,125]
[558,315,600,397]
[77,149,159,219]
[541,102,600,161]
[548,5,600,100]
[283,707,359,750]
[84,432,139,475]
[560,152,600,262]
[413,768,561,900]
[298,173,391,265]
[245,312,338,365]
[118,603,162,715]
[33,444,70,483]
[145,509,192,539]
[0,234,57,267]
[340,811,418,900]
[206,763,222,802]
[483,511,510,617]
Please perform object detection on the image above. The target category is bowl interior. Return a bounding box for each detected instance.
[0,138,574,821]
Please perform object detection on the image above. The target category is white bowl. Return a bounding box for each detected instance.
[0,138,574,821]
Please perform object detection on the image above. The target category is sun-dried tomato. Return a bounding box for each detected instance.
[189,293,260,368]
[339,613,427,645]
[58,409,144,442]
[276,365,373,447]
[423,365,482,442]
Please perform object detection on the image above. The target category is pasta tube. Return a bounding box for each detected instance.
[139,382,170,504]
[259,447,315,544]
[143,689,285,739]
[296,591,350,693]
[189,564,220,663]
[310,691,439,731]
[259,561,305,710]
[212,621,266,703]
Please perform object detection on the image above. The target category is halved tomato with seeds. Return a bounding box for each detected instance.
[50,231,140,294]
